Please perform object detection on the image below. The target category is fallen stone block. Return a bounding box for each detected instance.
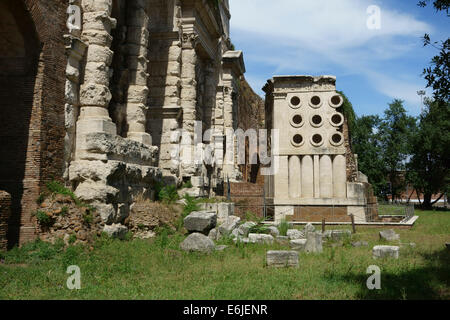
[266,251,299,268]
[218,216,241,238]
[233,221,257,238]
[268,226,280,237]
[323,230,352,242]
[275,236,289,245]
[184,211,217,234]
[304,223,315,234]
[373,245,399,259]
[290,239,307,251]
[352,241,369,247]
[305,232,323,253]
[287,229,305,240]
[103,224,128,239]
[208,228,218,241]
[233,237,250,244]
[248,233,274,244]
[180,233,215,253]
[379,229,400,241]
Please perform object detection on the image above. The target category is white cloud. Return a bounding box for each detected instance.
[230,0,432,110]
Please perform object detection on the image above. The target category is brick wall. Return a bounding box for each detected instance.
[0,191,11,251]
[237,77,265,183]
[0,0,67,247]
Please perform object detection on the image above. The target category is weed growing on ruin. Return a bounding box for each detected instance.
[182,194,200,215]
[249,224,270,234]
[278,220,290,236]
[244,211,264,223]
[60,206,69,216]
[35,210,52,227]
[181,180,193,189]
[158,185,179,204]
[36,193,45,205]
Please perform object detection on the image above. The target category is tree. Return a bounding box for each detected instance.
[418,0,450,102]
[407,99,450,208]
[378,100,417,201]
[352,115,387,198]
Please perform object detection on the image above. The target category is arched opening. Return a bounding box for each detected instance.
[0,0,40,247]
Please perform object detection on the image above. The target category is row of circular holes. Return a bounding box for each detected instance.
[292,132,344,148]
[290,113,344,128]
[290,94,343,109]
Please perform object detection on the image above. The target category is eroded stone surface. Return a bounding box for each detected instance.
[379,229,400,241]
[180,233,215,253]
[373,245,399,259]
[266,251,299,268]
[184,211,217,235]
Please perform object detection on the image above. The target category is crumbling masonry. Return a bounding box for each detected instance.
[0,0,256,247]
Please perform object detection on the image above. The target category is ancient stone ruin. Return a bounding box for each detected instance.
[0,0,261,248]
[263,76,376,223]
[0,1,379,250]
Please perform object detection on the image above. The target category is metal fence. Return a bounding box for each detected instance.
[231,201,414,223]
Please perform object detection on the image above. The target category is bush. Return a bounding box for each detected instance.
[35,210,52,226]
[249,224,270,234]
[158,185,179,204]
[182,194,200,216]
[244,211,263,223]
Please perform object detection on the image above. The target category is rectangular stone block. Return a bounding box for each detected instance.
[266,251,299,268]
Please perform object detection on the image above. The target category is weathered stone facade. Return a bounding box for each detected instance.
[0,0,258,248]
[263,76,375,223]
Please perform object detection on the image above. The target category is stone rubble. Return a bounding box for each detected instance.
[184,211,217,235]
[180,233,215,253]
[379,229,400,241]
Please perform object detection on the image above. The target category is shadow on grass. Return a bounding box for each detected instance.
[325,248,450,300]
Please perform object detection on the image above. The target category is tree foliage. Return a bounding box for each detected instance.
[418,0,450,102]
[352,100,417,200]
[352,115,387,197]
[407,99,450,208]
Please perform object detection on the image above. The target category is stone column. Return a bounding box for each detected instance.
[126,1,151,146]
[180,32,200,178]
[76,0,117,160]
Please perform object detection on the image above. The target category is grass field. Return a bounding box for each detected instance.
[0,209,448,300]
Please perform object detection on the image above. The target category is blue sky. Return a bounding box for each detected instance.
[229,0,449,117]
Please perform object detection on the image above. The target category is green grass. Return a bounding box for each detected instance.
[0,209,448,300]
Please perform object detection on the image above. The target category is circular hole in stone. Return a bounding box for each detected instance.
[332,133,342,144]
[331,95,342,106]
[292,115,303,125]
[331,114,342,125]
[311,96,321,106]
[293,134,303,145]
[312,115,322,125]
[290,96,301,107]
[312,134,323,145]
